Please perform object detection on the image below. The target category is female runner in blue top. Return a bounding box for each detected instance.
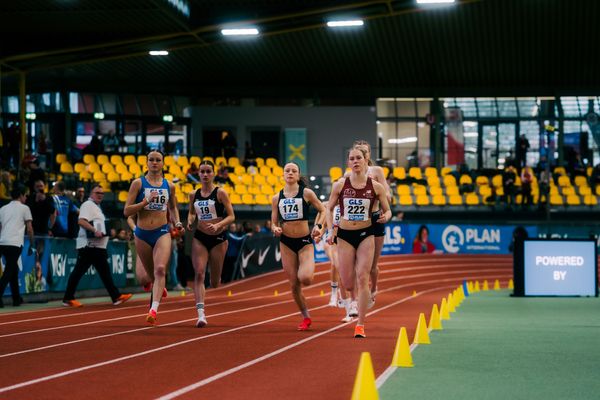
[124,149,183,325]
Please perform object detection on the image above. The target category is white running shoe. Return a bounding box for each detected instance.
[196,310,207,328]
[328,292,338,307]
[348,301,358,317]
[341,314,353,323]
[337,298,347,309]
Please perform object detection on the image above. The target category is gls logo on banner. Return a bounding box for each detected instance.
[51,253,67,277]
[112,254,124,274]
[441,225,501,253]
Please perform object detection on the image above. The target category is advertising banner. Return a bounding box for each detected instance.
[284,128,307,173]
[238,233,282,278]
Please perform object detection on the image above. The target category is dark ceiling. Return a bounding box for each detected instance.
[2,0,599,100]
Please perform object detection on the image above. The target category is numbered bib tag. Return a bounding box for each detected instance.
[144,188,169,211]
[279,198,303,220]
[343,198,370,221]
[195,199,218,220]
[333,205,341,226]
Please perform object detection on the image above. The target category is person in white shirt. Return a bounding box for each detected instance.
[62,184,132,307]
[0,185,34,308]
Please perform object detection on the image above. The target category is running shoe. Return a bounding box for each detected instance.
[62,299,83,308]
[328,292,338,307]
[367,291,377,309]
[348,301,359,317]
[196,311,207,328]
[297,317,312,331]
[113,293,133,305]
[146,309,157,325]
[354,325,366,338]
[337,298,347,308]
[341,314,353,323]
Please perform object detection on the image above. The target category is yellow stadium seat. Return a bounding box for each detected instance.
[93,171,105,181]
[448,194,463,205]
[230,193,242,205]
[415,194,430,206]
[55,153,67,164]
[97,154,109,165]
[584,194,598,206]
[254,175,266,185]
[201,156,214,164]
[101,163,114,173]
[408,167,422,179]
[248,186,260,195]
[267,175,279,186]
[79,171,92,181]
[382,166,390,178]
[565,194,580,205]
[266,157,278,168]
[235,185,247,195]
[176,155,189,167]
[163,156,175,166]
[549,185,559,195]
[118,191,129,202]
[137,155,147,165]
[129,164,142,175]
[459,174,473,185]
[553,166,566,176]
[213,156,226,167]
[242,194,255,205]
[100,181,111,192]
[412,185,427,196]
[574,176,587,186]
[241,174,253,186]
[397,185,411,196]
[260,166,272,176]
[124,155,136,165]
[189,156,201,165]
[393,167,406,180]
[446,186,459,196]
[255,157,264,167]
[228,157,240,167]
[596,185,600,196]
[60,163,74,174]
[475,176,489,186]
[429,186,443,196]
[465,193,480,206]
[399,194,413,206]
[120,172,133,181]
[261,185,275,195]
[83,154,95,164]
[74,163,86,173]
[440,167,452,176]
[176,192,187,204]
[443,175,457,187]
[490,174,502,188]
[272,166,283,176]
[107,171,120,182]
[549,194,564,205]
[479,185,492,198]
[579,186,591,196]
[110,155,122,165]
[424,167,437,178]
[255,194,270,205]
[330,166,343,182]
[557,175,571,187]
[88,163,100,173]
[561,186,575,196]
[234,165,246,175]
[427,176,441,187]
[115,164,128,174]
[432,194,446,206]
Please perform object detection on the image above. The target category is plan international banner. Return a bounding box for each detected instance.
[284,128,307,173]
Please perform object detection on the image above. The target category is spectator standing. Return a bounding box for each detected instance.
[51,181,79,238]
[502,165,517,209]
[222,223,245,283]
[515,134,530,169]
[73,187,86,208]
[62,184,132,307]
[0,185,34,307]
[102,130,120,154]
[221,131,237,159]
[520,166,534,208]
[26,159,46,193]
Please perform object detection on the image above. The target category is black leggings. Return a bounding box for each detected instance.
[0,245,22,302]
[63,247,121,302]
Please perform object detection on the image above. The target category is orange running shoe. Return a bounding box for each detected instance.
[62,299,83,308]
[354,325,366,338]
[113,293,133,306]
[146,309,157,325]
[297,317,312,331]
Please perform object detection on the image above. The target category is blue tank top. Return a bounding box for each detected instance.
[136,176,170,211]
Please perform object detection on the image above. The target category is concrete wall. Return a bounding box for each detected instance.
[190,106,377,176]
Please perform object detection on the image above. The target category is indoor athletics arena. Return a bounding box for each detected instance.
[1,1,599,399]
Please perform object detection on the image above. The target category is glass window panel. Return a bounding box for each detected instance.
[98,120,117,136]
[124,120,142,154]
[442,97,457,109]
[498,123,516,168]
[138,95,157,116]
[100,94,117,114]
[175,97,191,117]
[416,98,432,118]
[463,121,478,170]
[122,95,139,115]
[79,93,95,114]
[376,98,396,118]
[517,97,538,117]
[168,124,187,155]
[396,99,416,118]
[75,121,95,149]
[417,121,431,167]
[147,123,165,151]
[455,98,477,118]
[519,121,540,167]
[379,121,397,163]
[561,97,580,117]
[497,98,518,117]
[476,98,497,118]
[6,96,19,113]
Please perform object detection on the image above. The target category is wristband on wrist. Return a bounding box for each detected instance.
[316,223,323,229]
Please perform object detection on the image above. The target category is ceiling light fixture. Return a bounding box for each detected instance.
[326,20,364,28]
[416,0,456,4]
[149,50,169,56]
[221,28,260,36]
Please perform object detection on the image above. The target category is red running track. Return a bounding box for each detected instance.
[0,254,513,400]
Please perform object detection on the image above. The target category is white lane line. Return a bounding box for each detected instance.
[0,274,507,394]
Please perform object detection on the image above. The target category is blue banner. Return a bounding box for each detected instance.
[284,128,307,173]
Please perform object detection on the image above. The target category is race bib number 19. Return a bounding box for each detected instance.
[195,199,218,220]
